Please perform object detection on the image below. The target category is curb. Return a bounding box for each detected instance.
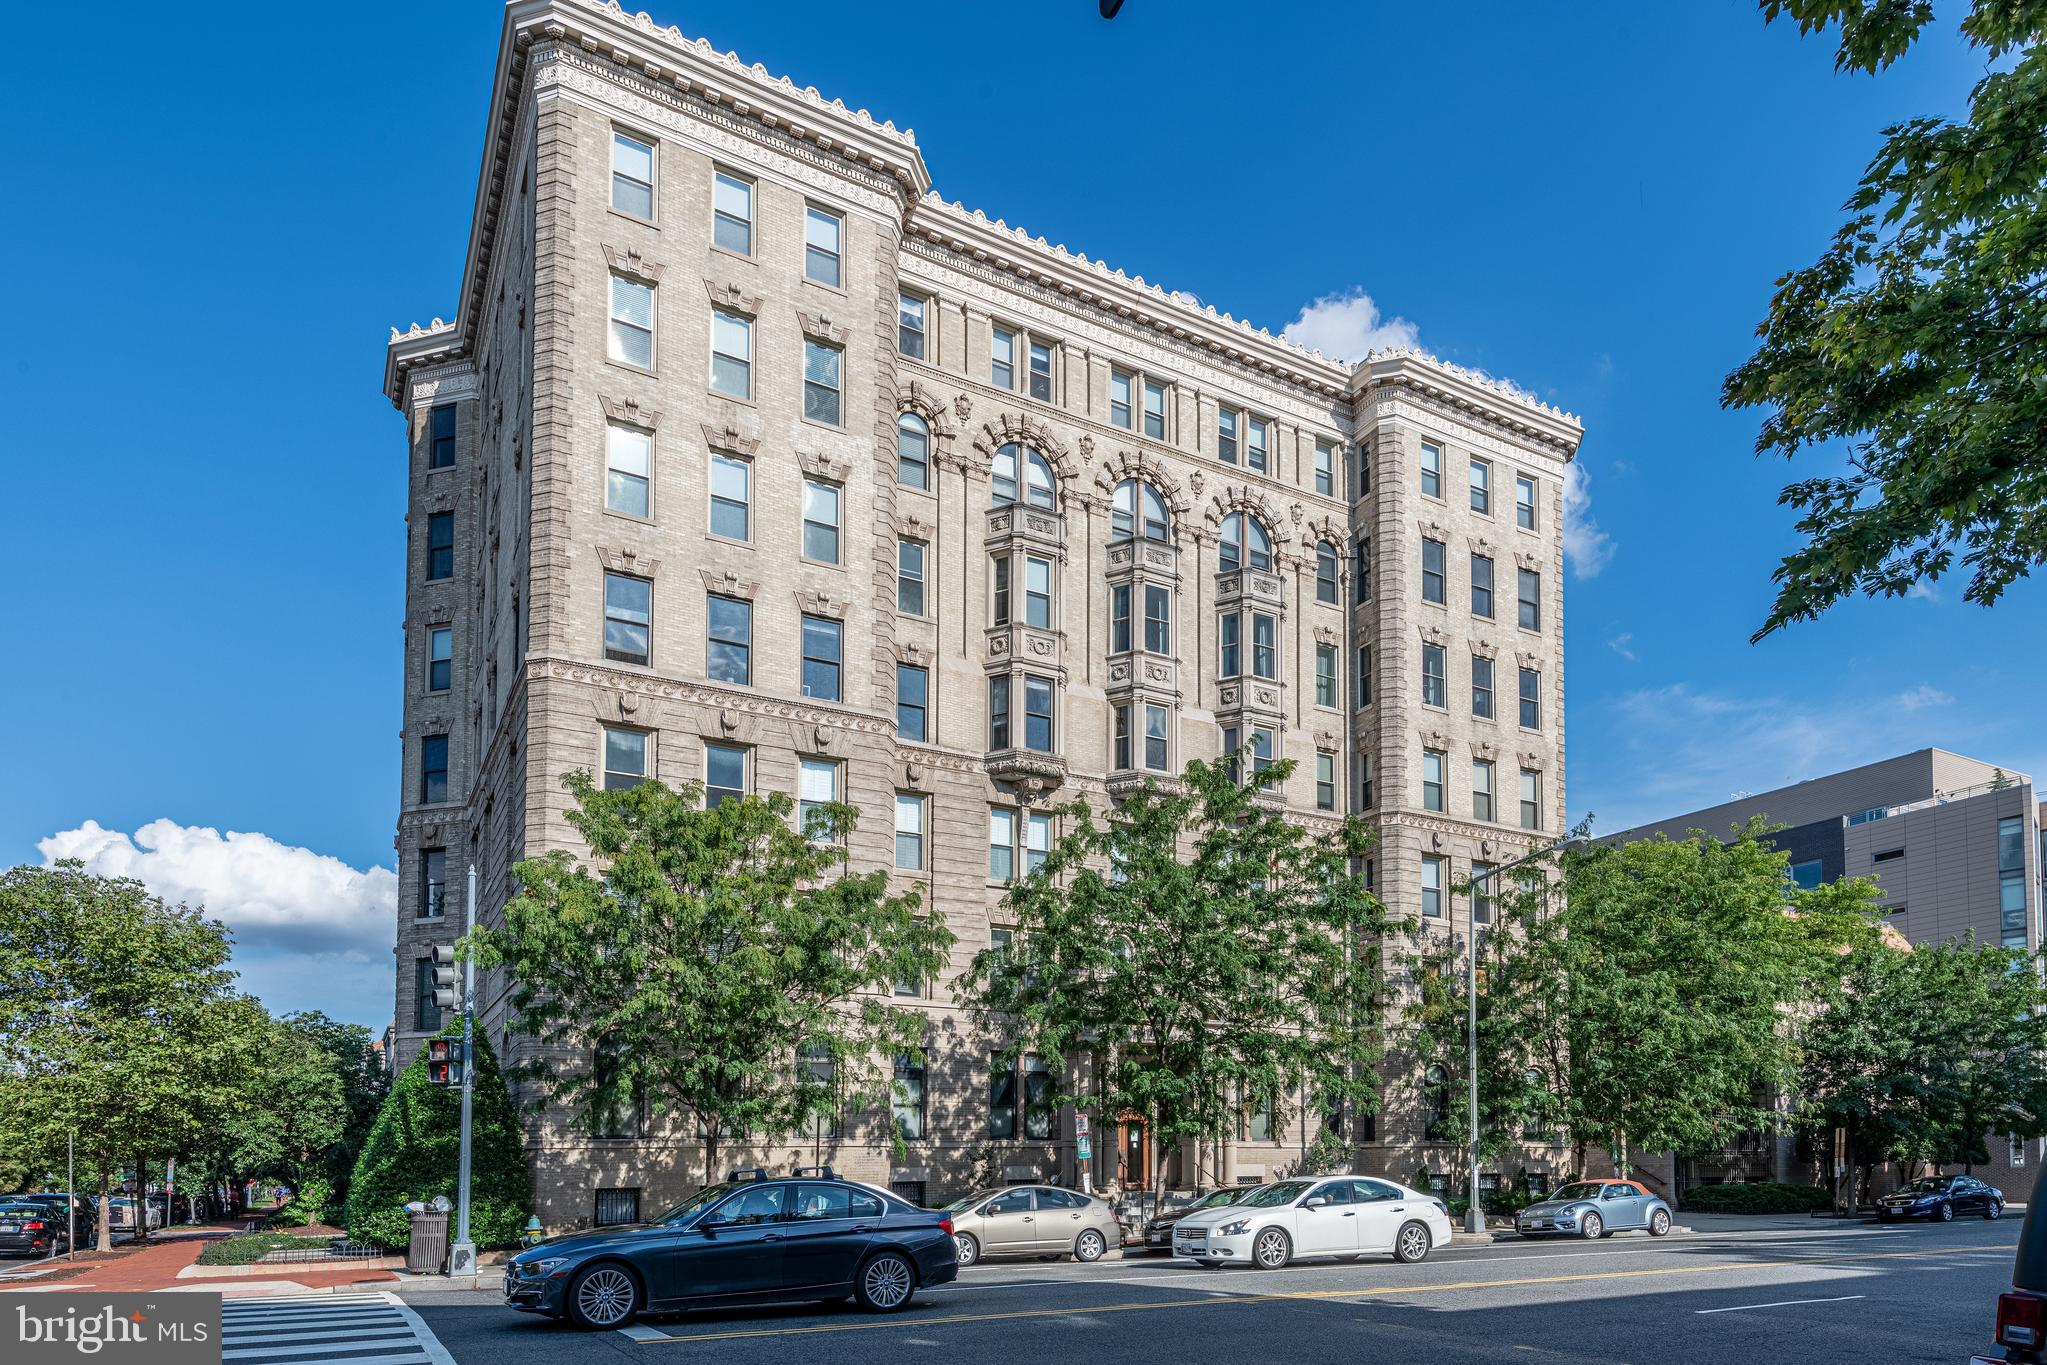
[177,1256,406,1279]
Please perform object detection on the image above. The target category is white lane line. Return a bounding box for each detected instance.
[1697,1295,1867,1315]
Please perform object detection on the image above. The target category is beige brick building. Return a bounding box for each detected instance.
[384,0,1582,1228]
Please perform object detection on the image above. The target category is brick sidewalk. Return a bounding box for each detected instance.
[0,1230,395,1297]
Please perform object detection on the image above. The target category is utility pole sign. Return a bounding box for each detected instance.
[1075,1114,1093,1193]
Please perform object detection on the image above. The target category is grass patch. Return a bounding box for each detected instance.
[196,1233,336,1265]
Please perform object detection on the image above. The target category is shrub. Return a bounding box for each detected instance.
[343,1030,532,1250]
[197,1233,333,1266]
[1678,1181,1832,1215]
[266,1176,334,1228]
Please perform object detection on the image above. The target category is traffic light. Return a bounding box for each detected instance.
[425,1037,467,1088]
[431,943,460,1011]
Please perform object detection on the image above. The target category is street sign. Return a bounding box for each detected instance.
[1074,1115,1090,1138]
[1076,1137,1092,1161]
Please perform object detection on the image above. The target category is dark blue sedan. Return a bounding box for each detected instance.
[504,1169,958,1328]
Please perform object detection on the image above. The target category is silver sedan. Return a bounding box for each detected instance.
[942,1184,1119,1266]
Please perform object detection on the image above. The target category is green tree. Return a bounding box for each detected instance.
[958,755,1399,1202]
[214,1014,351,1214]
[0,863,259,1249]
[280,1011,388,1204]
[468,773,952,1188]
[1726,2,2047,637]
[343,1030,530,1249]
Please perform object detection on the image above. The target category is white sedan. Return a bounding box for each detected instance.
[1172,1176,1451,1268]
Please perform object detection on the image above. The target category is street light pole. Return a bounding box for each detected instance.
[450,863,478,1276]
[1462,832,1586,1235]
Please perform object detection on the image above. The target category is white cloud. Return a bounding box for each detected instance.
[1895,684,1953,711]
[1563,462,1616,579]
[1907,581,1940,602]
[1608,632,1637,663]
[1280,289,1419,362]
[37,819,395,960]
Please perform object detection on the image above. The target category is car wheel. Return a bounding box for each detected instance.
[1579,1212,1603,1240]
[1987,1200,2005,1221]
[1074,1229,1107,1262]
[855,1251,917,1313]
[1649,1209,1671,1238]
[564,1263,642,1330]
[1938,1201,1955,1223]
[953,1232,979,1268]
[1253,1228,1292,1270]
[1393,1221,1432,1264]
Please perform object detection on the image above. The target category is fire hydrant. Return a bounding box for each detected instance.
[522,1216,544,1247]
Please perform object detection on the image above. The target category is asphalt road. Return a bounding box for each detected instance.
[406,1218,2019,1365]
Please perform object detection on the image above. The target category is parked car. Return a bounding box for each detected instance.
[1173,1175,1452,1268]
[1139,1187,1249,1253]
[0,1201,71,1257]
[1972,1165,2044,1364]
[503,1168,957,1329]
[10,1194,95,1242]
[943,1184,1120,1267]
[1515,1179,1673,1240]
[1880,1173,2004,1223]
[107,1198,164,1232]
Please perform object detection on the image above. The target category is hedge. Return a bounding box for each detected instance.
[197,1234,333,1266]
[1677,1181,1832,1215]
[343,1030,532,1250]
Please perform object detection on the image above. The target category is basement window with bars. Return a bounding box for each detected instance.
[594,1188,641,1227]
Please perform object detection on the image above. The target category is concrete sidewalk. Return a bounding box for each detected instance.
[0,1230,396,1298]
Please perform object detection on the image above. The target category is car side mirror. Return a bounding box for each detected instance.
[1302,1196,1328,1210]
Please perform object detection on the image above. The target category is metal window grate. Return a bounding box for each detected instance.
[889,1180,927,1208]
[594,1188,641,1227]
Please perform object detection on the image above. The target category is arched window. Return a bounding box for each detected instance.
[1315,542,1339,603]
[992,442,1056,510]
[1111,479,1170,542]
[897,413,929,490]
[1219,511,1273,573]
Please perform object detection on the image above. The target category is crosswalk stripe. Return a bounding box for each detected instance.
[223,1329,416,1346]
[212,1293,453,1365]
[224,1344,426,1360]
[224,1313,407,1328]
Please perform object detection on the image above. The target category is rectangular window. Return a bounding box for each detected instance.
[710,308,751,398]
[608,274,654,369]
[712,170,751,253]
[1355,644,1373,708]
[2000,815,2027,944]
[1470,458,1490,514]
[1220,612,1241,678]
[1421,441,1442,498]
[1143,380,1167,439]
[804,206,842,287]
[803,340,843,426]
[602,726,646,790]
[426,511,453,580]
[801,616,842,701]
[1315,439,1335,496]
[709,451,750,539]
[892,1057,927,1141]
[1472,655,1495,719]
[1249,726,1275,775]
[1421,538,1446,604]
[414,956,442,1032]
[992,557,1011,625]
[1144,584,1171,653]
[1113,703,1131,772]
[1251,611,1277,679]
[1471,553,1494,618]
[897,540,926,616]
[989,807,1016,880]
[1317,752,1336,811]
[1519,667,1541,728]
[988,675,1010,749]
[799,757,839,836]
[989,1057,1018,1139]
[897,663,928,742]
[802,480,840,563]
[1472,760,1495,823]
[1519,769,1542,831]
[1516,474,1537,529]
[1111,584,1131,653]
[1359,753,1375,810]
[419,847,447,919]
[1422,854,1445,917]
[1422,750,1445,812]
[1247,417,1269,473]
[991,325,1016,389]
[1110,370,1133,429]
[1789,859,1824,891]
[1025,811,1051,873]
[898,292,926,359]
[1354,537,1371,603]
[611,131,654,217]
[1028,341,1053,401]
[1518,568,1542,630]
[605,423,651,518]
[603,572,652,666]
[427,626,452,692]
[1143,703,1169,772]
[1355,441,1371,498]
[1315,643,1338,708]
[706,594,751,685]
[1472,862,1495,923]
[1023,674,1055,752]
[1024,556,1052,629]
[704,742,746,806]
[1218,408,1239,464]
[428,403,457,469]
[1421,643,1446,707]
[1221,725,1239,780]
[894,793,926,870]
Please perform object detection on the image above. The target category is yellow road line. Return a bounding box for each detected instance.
[638,1241,2015,1345]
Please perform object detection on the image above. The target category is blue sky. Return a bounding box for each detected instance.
[3,1,2037,1029]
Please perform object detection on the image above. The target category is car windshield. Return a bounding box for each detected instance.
[652,1183,742,1224]
[1238,1180,1312,1209]
[1909,1177,1951,1193]
[1190,1189,1243,1211]
[944,1191,998,1213]
[1550,1182,1610,1202]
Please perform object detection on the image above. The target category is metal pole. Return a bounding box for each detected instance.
[66,1131,74,1259]
[452,863,477,1273]
[1466,911,1482,1234]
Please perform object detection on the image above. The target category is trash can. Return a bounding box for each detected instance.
[406,1207,450,1273]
